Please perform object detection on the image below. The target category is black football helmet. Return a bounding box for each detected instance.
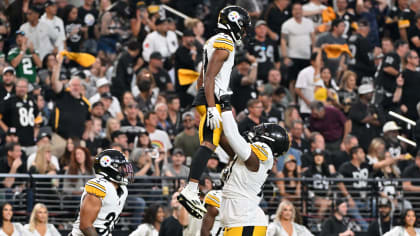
[94,149,133,185]
[249,123,291,157]
[217,5,251,45]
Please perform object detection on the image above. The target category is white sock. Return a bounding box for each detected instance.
[187,182,198,191]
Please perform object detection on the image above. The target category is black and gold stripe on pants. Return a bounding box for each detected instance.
[223,226,267,236]
[196,104,222,146]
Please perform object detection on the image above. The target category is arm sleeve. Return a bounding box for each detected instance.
[142,35,153,62]
[221,111,252,162]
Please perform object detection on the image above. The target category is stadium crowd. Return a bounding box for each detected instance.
[2,0,420,235]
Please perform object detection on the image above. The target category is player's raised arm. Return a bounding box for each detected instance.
[79,194,102,236]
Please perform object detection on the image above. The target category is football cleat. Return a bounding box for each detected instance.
[178,187,207,219]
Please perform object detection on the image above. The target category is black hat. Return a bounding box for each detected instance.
[183,29,195,37]
[335,198,347,210]
[111,130,125,140]
[37,131,51,142]
[101,92,113,100]
[209,153,219,161]
[150,51,162,60]
[358,19,369,27]
[172,148,185,156]
[155,18,168,25]
[235,56,250,65]
[312,148,325,156]
[92,101,104,108]
[29,4,43,14]
[7,127,17,136]
[45,0,56,7]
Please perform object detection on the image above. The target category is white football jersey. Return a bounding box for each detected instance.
[71,176,128,236]
[221,141,273,227]
[202,33,235,99]
[204,190,223,236]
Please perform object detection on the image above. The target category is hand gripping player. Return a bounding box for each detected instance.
[178,5,251,219]
[218,95,291,236]
[70,149,133,236]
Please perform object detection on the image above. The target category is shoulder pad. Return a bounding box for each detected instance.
[213,34,234,52]
[85,178,107,199]
[250,142,273,162]
[204,190,222,208]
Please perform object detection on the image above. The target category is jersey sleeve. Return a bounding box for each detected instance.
[213,36,234,52]
[250,143,270,161]
[85,179,107,199]
[204,190,221,208]
[7,48,20,62]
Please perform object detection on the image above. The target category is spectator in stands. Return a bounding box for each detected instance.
[284,106,303,130]
[51,55,91,141]
[174,29,198,107]
[348,83,383,151]
[24,203,60,236]
[382,121,405,159]
[290,120,310,154]
[401,50,420,121]
[78,0,98,54]
[142,18,178,65]
[0,67,16,101]
[229,56,257,113]
[167,95,182,135]
[320,199,355,236]
[121,102,144,148]
[368,197,394,236]
[238,99,266,133]
[303,149,333,225]
[0,127,19,157]
[62,146,93,196]
[302,0,326,30]
[148,52,172,92]
[236,0,263,19]
[316,19,348,77]
[173,111,199,159]
[0,202,29,236]
[402,151,420,214]
[58,137,81,170]
[19,5,58,60]
[276,155,301,203]
[259,89,284,124]
[121,91,135,111]
[0,142,26,193]
[159,192,189,236]
[266,199,313,236]
[247,20,280,82]
[337,70,357,115]
[261,0,290,41]
[295,53,324,118]
[379,40,409,112]
[409,15,420,56]
[63,5,85,52]
[155,103,174,140]
[262,68,292,109]
[383,209,418,236]
[111,40,141,100]
[129,204,165,236]
[89,78,122,119]
[144,111,172,154]
[309,101,351,152]
[7,30,42,84]
[337,146,373,231]
[282,2,315,99]
[40,0,66,52]
[0,79,38,154]
[110,130,128,149]
[135,70,155,113]
[162,148,189,189]
[85,117,106,155]
[301,132,331,172]
[26,131,60,171]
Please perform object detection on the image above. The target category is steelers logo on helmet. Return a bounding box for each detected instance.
[100,155,112,167]
[228,11,240,22]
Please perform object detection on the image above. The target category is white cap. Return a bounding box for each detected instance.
[2,66,15,75]
[96,78,110,88]
[383,121,401,133]
[358,83,374,95]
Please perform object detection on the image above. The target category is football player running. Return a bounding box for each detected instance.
[178,5,251,219]
[70,149,133,236]
[218,95,291,236]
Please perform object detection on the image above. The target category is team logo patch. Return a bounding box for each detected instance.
[228,11,239,22]
[100,155,112,167]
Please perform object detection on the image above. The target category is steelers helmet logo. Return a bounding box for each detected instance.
[100,155,112,167]
[228,11,240,22]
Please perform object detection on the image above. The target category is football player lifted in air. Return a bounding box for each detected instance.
[70,149,133,236]
[178,5,251,219]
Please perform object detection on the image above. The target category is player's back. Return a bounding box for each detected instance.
[221,141,273,227]
[203,32,235,99]
[71,176,128,236]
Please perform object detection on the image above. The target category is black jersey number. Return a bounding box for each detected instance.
[97,212,118,236]
[18,107,34,127]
